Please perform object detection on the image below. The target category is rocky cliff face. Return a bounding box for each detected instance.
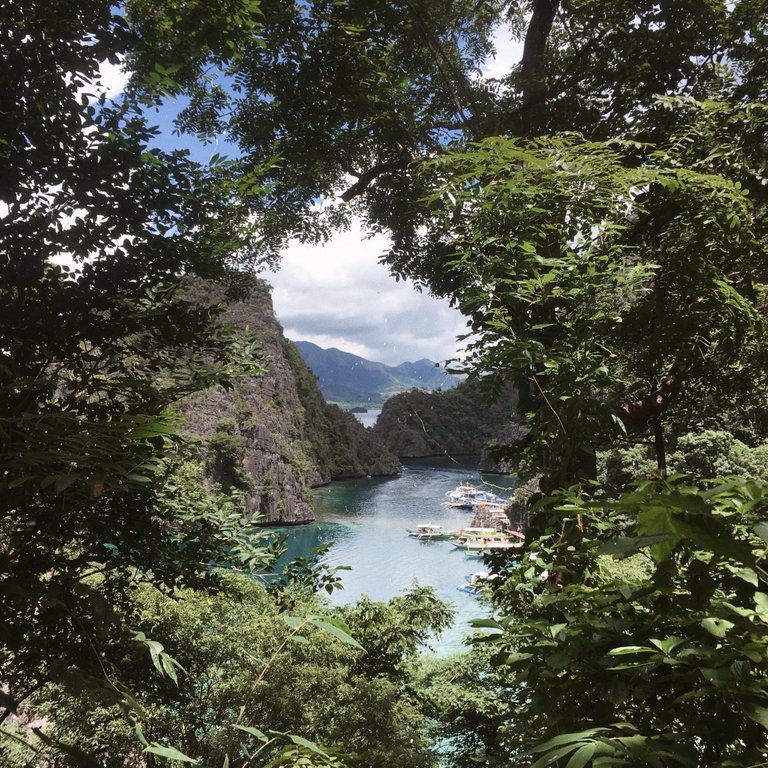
[180,279,400,525]
[373,378,524,472]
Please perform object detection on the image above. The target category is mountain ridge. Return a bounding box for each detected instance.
[295,340,459,407]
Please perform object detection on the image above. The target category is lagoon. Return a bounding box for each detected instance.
[277,458,517,653]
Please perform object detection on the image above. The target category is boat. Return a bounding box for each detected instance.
[456,570,499,593]
[406,524,453,541]
[451,528,513,544]
[444,483,508,509]
[451,538,524,556]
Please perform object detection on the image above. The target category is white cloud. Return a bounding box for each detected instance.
[266,223,470,366]
[98,58,130,99]
[481,23,525,79]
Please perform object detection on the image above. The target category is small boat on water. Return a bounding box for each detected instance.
[452,527,515,544]
[406,524,453,541]
[444,483,508,509]
[452,538,524,557]
[457,570,500,593]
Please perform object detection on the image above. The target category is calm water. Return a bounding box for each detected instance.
[277,458,516,654]
[351,408,381,428]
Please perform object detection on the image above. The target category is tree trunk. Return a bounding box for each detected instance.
[520,0,561,135]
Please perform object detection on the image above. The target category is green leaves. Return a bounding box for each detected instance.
[143,744,199,763]
[282,614,365,651]
[132,631,186,685]
[308,617,365,651]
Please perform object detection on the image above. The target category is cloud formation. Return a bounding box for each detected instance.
[266,224,470,367]
[481,23,525,79]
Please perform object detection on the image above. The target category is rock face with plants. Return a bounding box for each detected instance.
[181,280,401,525]
[373,379,524,471]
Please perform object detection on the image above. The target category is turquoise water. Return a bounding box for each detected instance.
[277,459,516,654]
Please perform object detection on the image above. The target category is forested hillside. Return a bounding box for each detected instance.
[374,379,523,470]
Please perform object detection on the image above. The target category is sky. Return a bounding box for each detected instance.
[102,25,524,367]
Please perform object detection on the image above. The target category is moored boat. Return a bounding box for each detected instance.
[406,523,453,540]
[451,538,524,555]
[444,483,508,509]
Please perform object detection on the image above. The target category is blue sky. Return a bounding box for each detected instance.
[101,28,523,367]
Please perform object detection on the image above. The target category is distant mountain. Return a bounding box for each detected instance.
[295,341,459,407]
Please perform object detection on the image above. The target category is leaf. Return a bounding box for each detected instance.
[31,728,104,768]
[566,742,596,768]
[608,646,657,656]
[234,725,269,742]
[754,522,768,545]
[649,636,687,655]
[745,706,768,730]
[598,533,677,558]
[670,518,755,566]
[529,743,581,768]
[469,617,503,630]
[700,617,734,638]
[282,615,305,630]
[528,728,606,753]
[144,744,199,763]
[724,564,759,586]
[269,730,330,758]
[134,723,149,747]
[53,474,79,493]
[309,617,365,650]
[286,734,330,757]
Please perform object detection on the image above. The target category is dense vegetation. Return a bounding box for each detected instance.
[374,379,522,467]
[3,1,768,767]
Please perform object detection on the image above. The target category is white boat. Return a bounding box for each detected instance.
[444,483,508,509]
[406,524,453,540]
[451,538,524,556]
[456,570,499,593]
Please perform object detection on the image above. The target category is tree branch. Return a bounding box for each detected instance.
[339,152,412,202]
[616,353,694,432]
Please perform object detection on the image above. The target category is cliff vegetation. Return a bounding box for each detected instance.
[373,379,523,471]
[181,279,400,525]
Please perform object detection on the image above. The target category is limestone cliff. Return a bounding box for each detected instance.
[180,279,400,525]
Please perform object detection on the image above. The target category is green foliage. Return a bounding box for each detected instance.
[8,577,447,768]
[470,479,768,766]
[207,417,252,490]
[415,646,513,768]
[282,340,400,481]
[0,0,267,738]
[403,123,766,483]
[128,0,502,258]
[270,543,351,608]
[340,585,453,679]
[600,431,768,491]
[373,378,521,462]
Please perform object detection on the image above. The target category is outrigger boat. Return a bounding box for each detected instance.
[457,571,498,593]
[406,524,453,541]
[463,541,524,557]
[451,536,524,554]
[444,483,508,510]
